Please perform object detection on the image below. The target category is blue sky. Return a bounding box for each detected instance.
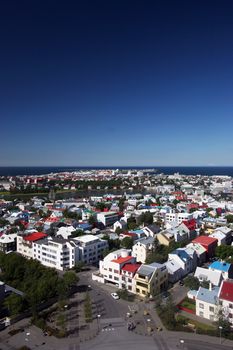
[1,0,233,166]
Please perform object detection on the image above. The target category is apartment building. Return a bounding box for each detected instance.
[73,234,108,264]
[97,211,119,226]
[0,233,17,253]
[33,237,79,271]
[165,212,193,224]
[17,232,47,259]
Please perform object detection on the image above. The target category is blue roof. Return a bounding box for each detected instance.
[209,261,231,272]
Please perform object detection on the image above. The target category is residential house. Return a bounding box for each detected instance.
[194,267,223,287]
[132,236,154,263]
[156,230,175,246]
[218,279,233,326]
[99,249,136,287]
[113,219,127,232]
[134,263,168,297]
[196,285,220,321]
[209,261,233,280]
[192,236,218,259]
[165,259,183,283]
[186,242,207,266]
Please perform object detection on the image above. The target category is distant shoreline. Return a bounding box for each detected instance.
[0,166,233,177]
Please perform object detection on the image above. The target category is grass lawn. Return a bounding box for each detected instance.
[177,315,216,331]
[179,297,196,311]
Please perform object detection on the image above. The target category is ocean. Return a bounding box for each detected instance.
[0,166,233,177]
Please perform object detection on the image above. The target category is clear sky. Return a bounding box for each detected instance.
[1,0,233,166]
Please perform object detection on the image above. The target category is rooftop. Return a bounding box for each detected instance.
[196,286,219,305]
[122,263,141,274]
[111,256,133,264]
[23,232,47,242]
[209,261,231,272]
[192,235,218,246]
[219,280,233,303]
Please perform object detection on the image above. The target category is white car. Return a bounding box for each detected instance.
[111,292,120,300]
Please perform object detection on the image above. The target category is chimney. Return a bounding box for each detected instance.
[209,282,212,291]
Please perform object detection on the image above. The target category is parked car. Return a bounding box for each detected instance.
[111,292,120,300]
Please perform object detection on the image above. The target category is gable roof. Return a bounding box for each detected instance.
[219,280,233,303]
[122,263,141,274]
[192,235,218,246]
[196,286,219,305]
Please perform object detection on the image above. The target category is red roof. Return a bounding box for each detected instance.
[122,263,141,274]
[219,280,233,303]
[24,232,47,242]
[192,236,218,246]
[183,218,196,230]
[111,256,133,264]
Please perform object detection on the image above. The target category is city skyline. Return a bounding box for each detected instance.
[1,0,233,166]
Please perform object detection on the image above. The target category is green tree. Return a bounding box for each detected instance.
[184,276,200,290]
[88,215,96,225]
[226,214,233,224]
[4,294,24,316]
[63,271,78,289]
[71,229,84,237]
[121,236,134,249]
[74,261,85,272]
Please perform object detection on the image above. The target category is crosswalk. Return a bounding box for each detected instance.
[101,327,115,332]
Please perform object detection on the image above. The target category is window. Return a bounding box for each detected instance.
[209,306,214,312]
[199,311,204,317]
[199,303,204,309]
[114,276,119,281]
[109,268,112,272]
[229,304,233,309]
[209,314,214,321]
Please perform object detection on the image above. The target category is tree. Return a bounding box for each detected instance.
[88,215,96,225]
[115,227,123,235]
[184,276,200,290]
[95,202,106,211]
[74,261,85,272]
[63,271,78,289]
[71,229,84,237]
[121,237,134,249]
[4,294,24,316]
[226,215,233,224]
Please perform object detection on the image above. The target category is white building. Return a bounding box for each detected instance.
[132,236,154,263]
[97,211,119,226]
[17,232,47,259]
[33,237,79,271]
[165,212,193,225]
[194,267,222,287]
[196,285,219,321]
[218,279,233,326]
[73,234,108,264]
[99,249,136,287]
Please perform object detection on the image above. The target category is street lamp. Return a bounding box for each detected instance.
[97,314,101,332]
[219,326,223,344]
[180,339,184,349]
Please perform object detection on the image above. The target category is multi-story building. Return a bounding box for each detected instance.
[218,279,233,326]
[134,263,168,297]
[17,232,47,259]
[99,249,136,287]
[33,237,79,271]
[165,212,193,225]
[0,233,17,253]
[196,285,220,322]
[97,211,119,226]
[132,236,154,263]
[73,234,108,264]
